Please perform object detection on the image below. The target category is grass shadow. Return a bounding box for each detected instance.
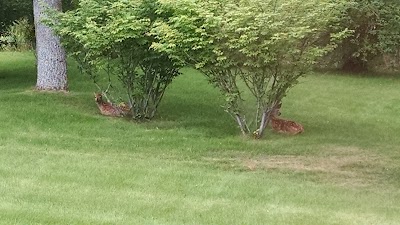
[151,94,238,138]
[0,60,36,90]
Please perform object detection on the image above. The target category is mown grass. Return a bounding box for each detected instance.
[0,51,400,225]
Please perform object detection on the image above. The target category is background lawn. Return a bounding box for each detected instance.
[0,51,400,225]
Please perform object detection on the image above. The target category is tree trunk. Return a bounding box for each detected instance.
[254,111,270,139]
[234,113,249,136]
[33,0,67,91]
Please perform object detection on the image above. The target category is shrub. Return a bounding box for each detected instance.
[322,0,400,72]
[0,18,34,51]
[0,0,33,33]
[47,0,181,120]
[152,0,350,138]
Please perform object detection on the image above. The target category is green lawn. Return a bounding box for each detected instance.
[1,51,400,225]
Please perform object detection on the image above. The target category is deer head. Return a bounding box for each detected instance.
[94,92,103,103]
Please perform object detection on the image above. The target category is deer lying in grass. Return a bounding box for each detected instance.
[269,102,304,135]
[94,93,131,117]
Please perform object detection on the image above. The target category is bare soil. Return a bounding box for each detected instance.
[206,146,393,188]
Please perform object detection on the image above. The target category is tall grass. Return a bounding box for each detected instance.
[0,52,400,224]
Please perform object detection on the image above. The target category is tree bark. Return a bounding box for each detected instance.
[234,113,249,136]
[33,0,67,91]
[254,111,270,139]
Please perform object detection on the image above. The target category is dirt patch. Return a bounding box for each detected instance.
[245,151,378,173]
[206,146,391,188]
[252,146,388,187]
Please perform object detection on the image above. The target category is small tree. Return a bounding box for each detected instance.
[153,0,349,138]
[48,0,181,119]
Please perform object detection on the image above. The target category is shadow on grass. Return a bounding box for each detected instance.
[0,51,36,90]
[150,95,238,138]
[0,66,36,90]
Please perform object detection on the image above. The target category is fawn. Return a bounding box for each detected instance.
[269,102,304,135]
[94,93,130,117]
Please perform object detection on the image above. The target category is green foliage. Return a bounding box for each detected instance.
[0,18,34,51]
[62,0,79,11]
[0,0,33,32]
[0,0,81,34]
[152,0,350,137]
[47,0,181,120]
[334,0,400,71]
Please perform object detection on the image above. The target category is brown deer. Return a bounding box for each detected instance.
[269,102,304,134]
[94,93,131,117]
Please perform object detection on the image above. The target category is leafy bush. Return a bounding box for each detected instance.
[152,0,350,138]
[0,0,77,33]
[48,0,181,120]
[0,0,33,33]
[0,18,33,51]
[323,0,400,72]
